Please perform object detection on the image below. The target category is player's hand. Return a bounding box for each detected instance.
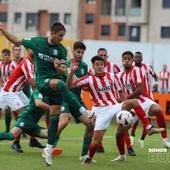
[57,63,67,75]
[53,58,60,69]
[70,59,79,72]
[153,84,158,92]
[0,22,5,32]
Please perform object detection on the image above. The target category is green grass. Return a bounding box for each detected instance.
[0,119,170,170]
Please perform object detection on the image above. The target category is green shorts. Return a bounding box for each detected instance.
[38,79,63,105]
[14,117,44,137]
[61,98,86,123]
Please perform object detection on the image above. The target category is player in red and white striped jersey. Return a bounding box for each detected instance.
[89,48,121,75]
[0,49,16,133]
[118,51,170,149]
[68,55,163,163]
[89,48,122,153]
[130,52,159,147]
[159,64,169,93]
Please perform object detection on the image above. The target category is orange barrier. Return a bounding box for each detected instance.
[82,91,170,121]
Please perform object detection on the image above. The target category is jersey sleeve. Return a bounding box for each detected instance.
[21,59,34,79]
[132,67,142,84]
[76,75,89,89]
[148,65,157,77]
[112,74,122,91]
[21,37,37,50]
[32,89,43,100]
[113,64,121,74]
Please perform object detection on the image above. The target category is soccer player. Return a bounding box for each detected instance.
[0,49,16,133]
[67,55,164,163]
[159,64,169,93]
[130,51,159,147]
[0,22,93,166]
[0,89,50,145]
[0,49,44,152]
[89,48,134,155]
[118,51,170,149]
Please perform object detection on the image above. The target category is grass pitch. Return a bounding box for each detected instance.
[0,118,169,170]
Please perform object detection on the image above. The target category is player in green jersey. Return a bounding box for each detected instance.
[0,22,94,166]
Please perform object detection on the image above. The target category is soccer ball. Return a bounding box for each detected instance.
[116,110,134,127]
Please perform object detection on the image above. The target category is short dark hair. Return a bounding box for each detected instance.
[122,51,134,58]
[2,48,10,55]
[50,22,66,33]
[91,55,104,64]
[97,48,107,53]
[12,45,21,50]
[135,51,142,56]
[73,41,86,50]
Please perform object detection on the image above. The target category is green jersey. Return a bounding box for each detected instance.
[67,60,88,97]
[21,37,67,85]
[18,89,45,123]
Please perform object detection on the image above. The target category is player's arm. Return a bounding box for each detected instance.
[27,78,36,89]
[118,90,127,101]
[0,22,22,45]
[34,99,50,111]
[127,83,143,99]
[53,59,67,76]
[127,67,143,99]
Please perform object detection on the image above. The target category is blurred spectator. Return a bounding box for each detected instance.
[159,64,169,93]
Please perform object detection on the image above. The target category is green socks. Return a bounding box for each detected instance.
[48,114,59,145]
[0,132,14,140]
[5,112,12,132]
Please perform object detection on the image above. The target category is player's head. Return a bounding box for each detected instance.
[97,48,108,64]
[134,51,143,66]
[12,45,22,60]
[2,48,11,63]
[91,55,105,75]
[50,22,66,44]
[73,41,86,62]
[122,51,134,69]
[162,64,167,71]
[26,48,34,59]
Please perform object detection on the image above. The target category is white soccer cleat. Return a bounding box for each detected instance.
[42,148,52,166]
[79,154,89,161]
[163,141,170,148]
[85,110,95,118]
[111,155,126,162]
[130,136,135,146]
[138,139,144,148]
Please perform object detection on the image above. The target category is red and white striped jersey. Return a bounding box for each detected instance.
[159,71,169,90]
[76,72,121,106]
[117,66,145,102]
[0,60,16,83]
[89,61,121,75]
[138,64,157,99]
[3,56,34,92]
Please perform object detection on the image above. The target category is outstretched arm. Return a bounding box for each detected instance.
[0,22,22,45]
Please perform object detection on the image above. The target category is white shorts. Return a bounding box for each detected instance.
[0,90,29,111]
[92,103,123,131]
[132,97,156,125]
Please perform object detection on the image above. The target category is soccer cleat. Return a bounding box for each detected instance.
[130,136,135,146]
[163,141,170,148]
[42,148,52,166]
[111,155,126,162]
[29,139,46,149]
[52,148,63,156]
[85,110,95,118]
[79,154,89,161]
[11,141,24,153]
[138,139,144,148]
[81,157,92,165]
[127,147,136,156]
[147,127,165,136]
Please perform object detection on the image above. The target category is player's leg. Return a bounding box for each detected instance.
[4,106,12,132]
[148,103,170,148]
[130,119,139,146]
[49,79,94,117]
[121,99,165,135]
